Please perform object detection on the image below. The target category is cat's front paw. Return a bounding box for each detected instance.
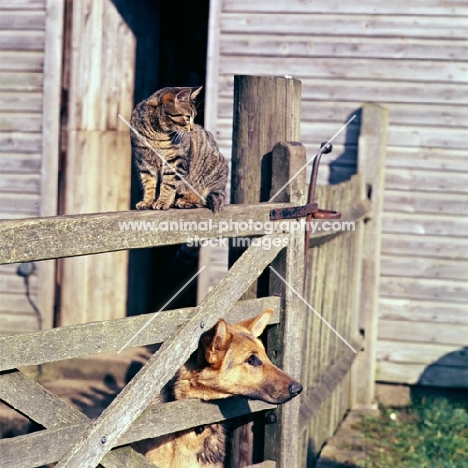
[174,198,203,209]
[136,200,152,210]
[152,200,172,210]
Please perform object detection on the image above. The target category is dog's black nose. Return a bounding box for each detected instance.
[289,382,303,396]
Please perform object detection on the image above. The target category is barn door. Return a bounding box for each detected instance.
[58,0,135,325]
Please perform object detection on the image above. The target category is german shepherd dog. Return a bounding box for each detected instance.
[133,308,303,467]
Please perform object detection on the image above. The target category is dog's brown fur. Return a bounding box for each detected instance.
[133,308,303,467]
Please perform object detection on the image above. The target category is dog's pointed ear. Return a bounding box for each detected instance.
[241,308,274,337]
[205,319,231,366]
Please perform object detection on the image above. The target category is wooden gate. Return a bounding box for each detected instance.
[0,76,387,467]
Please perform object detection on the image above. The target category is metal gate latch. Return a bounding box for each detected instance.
[269,142,341,222]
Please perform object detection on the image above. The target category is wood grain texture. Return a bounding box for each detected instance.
[220,35,468,62]
[0,297,280,371]
[299,345,359,432]
[265,142,307,468]
[377,361,468,388]
[0,369,156,468]
[0,393,274,467]
[220,13,468,39]
[378,320,468,347]
[352,104,388,407]
[379,297,468,325]
[0,202,290,264]
[228,76,302,467]
[55,237,285,467]
[222,0,468,15]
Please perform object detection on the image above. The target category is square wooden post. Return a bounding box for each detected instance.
[229,75,302,466]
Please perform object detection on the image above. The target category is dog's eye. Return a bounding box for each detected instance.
[246,354,262,367]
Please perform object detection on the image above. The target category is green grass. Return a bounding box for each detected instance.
[354,397,468,468]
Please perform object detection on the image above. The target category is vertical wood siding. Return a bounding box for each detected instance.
[0,0,47,334]
[206,0,468,388]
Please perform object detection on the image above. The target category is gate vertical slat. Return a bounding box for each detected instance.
[264,141,307,468]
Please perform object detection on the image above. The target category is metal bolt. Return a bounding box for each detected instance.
[200,321,205,329]
[265,411,277,424]
[101,436,107,444]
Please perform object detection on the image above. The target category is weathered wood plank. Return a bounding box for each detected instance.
[386,146,468,172]
[0,312,38,335]
[0,113,42,132]
[220,35,468,62]
[0,51,43,71]
[378,320,468,347]
[377,361,468,388]
[0,0,45,9]
[0,395,274,468]
[219,75,468,105]
[299,346,359,432]
[382,212,468,237]
[222,0,468,15]
[0,10,45,29]
[0,369,157,468]
[38,0,65,329]
[0,31,44,50]
[352,103,388,407]
[0,132,42,153]
[220,13,468,39]
[220,56,468,84]
[377,340,468,366]
[0,153,41,175]
[385,168,468,193]
[0,203,289,264]
[0,72,43,91]
[0,271,38,293]
[379,297,468,325]
[0,173,40,193]
[204,0,222,132]
[54,237,285,467]
[219,118,468,150]
[381,255,468,281]
[380,276,468,303]
[0,92,43,112]
[0,297,280,371]
[384,190,468,216]
[219,99,468,129]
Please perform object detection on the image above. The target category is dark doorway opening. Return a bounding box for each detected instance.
[111,0,210,315]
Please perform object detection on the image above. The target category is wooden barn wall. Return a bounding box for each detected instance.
[0,0,63,335]
[204,0,468,388]
[58,0,135,326]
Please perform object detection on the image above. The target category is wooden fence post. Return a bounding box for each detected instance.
[229,75,302,466]
[264,142,307,468]
[352,103,388,407]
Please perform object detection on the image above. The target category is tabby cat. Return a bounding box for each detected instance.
[130,86,228,213]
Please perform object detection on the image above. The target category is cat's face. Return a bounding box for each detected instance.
[150,87,202,133]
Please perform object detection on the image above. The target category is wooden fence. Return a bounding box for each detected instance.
[0,76,386,467]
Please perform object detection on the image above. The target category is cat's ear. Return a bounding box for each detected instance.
[190,86,203,101]
[175,88,192,102]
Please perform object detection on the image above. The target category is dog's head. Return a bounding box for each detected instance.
[178,308,303,404]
